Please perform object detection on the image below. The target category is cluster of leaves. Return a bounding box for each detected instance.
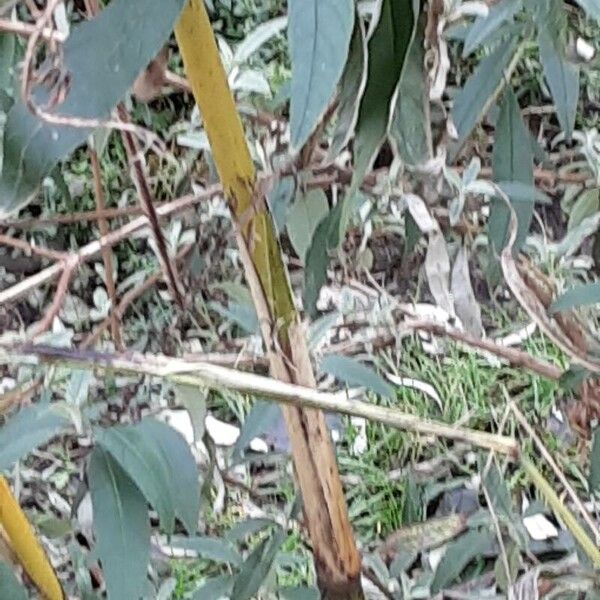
[1,0,600,598]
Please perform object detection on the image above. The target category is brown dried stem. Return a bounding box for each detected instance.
[0,234,68,262]
[7,205,150,228]
[116,105,185,308]
[81,244,193,349]
[29,255,79,337]
[407,319,563,381]
[89,146,123,350]
[0,186,220,306]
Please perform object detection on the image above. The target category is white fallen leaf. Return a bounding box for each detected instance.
[428,544,447,572]
[523,513,558,541]
[576,37,595,62]
[386,373,443,411]
[205,415,268,452]
[157,409,195,445]
[495,322,537,347]
[521,496,558,541]
[350,417,368,455]
[403,193,437,233]
[397,302,454,323]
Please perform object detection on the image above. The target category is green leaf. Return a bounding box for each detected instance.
[590,428,600,493]
[449,36,519,160]
[0,30,15,102]
[568,189,600,231]
[136,418,200,534]
[0,0,186,218]
[88,447,150,600]
[65,369,92,407]
[538,32,579,140]
[288,0,354,151]
[495,181,551,206]
[95,425,174,534]
[232,527,286,600]
[483,461,529,549]
[463,0,521,57]
[352,0,416,186]
[550,282,600,313]
[390,18,432,166]
[0,561,27,600]
[209,300,259,335]
[278,586,321,600]
[559,364,590,393]
[0,403,70,472]
[225,518,277,542]
[166,535,241,565]
[95,418,200,534]
[268,175,296,233]
[287,189,329,264]
[430,528,492,593]
[303,199,344,317]
[191,575,234,599]
[490,88,534,254]
[329,14,367,158]
[232,401,281,460]
[575,0,600,21]
[404,210,421,257]
[320,355,394,398]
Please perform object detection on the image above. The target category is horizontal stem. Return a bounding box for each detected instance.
[5,344,519,457]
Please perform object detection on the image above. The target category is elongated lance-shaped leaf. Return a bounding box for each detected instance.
[288,0,354,152]
[174,2,364,597]
[329,14,367,159]
[551,282,600,313]
[352,0,417,188]
[490,89,534,254]
[88,447,150,600]
[390,16,432,166]
[536,1,579,140]
[0,476,63,600]
[449,35,521,161]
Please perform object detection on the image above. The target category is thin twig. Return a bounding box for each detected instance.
[406,319,563,381]
[81,244,193,349]
[0,378,43,414]
[0,17,66,42]
[29,255,79,337]
[0,186,221,306]
[89,146,123,350]
[5,344,520,456]
[7,205,152,228]
[0,234,68,262]
[510,402,600,545]
[482,483,514,598]
[116,104,185,308]
[455,164,594,185]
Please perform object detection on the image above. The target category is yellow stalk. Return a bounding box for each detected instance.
[0,476,63,599]
[174,2,363,597]
[521,458,600,567]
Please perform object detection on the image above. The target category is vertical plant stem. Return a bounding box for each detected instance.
[89,146,123,350]
[174,2,364,597]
